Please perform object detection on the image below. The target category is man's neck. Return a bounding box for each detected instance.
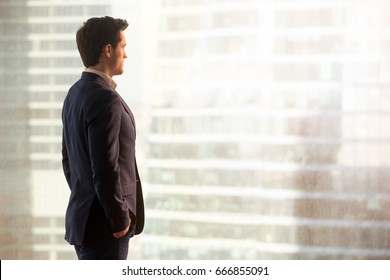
[84,67,117,89]
[88,65,112,78]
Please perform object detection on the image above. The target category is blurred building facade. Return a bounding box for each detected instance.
[144,0,390,259]
[1,0,390,260]
[0,0,33,259]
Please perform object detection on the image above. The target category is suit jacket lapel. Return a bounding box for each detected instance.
[81,72,136,128]
[116,92,136,129]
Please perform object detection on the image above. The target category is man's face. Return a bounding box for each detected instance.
[109,30,127,76]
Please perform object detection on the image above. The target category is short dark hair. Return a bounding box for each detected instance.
[76,16,129,67]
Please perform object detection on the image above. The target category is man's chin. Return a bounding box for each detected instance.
[113,69,124,76]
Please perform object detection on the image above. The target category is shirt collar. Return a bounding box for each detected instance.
[84,68,117,89]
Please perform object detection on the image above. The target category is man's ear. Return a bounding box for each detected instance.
[102,44,112,58]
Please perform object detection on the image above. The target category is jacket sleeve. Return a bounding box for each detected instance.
[62,125,72,189]
[87,90,129,233]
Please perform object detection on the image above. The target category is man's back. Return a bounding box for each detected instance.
[61,16,143,260]
[62,72,143,248]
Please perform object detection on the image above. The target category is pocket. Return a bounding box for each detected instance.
[121,183,136,196]
[121,183,137,224]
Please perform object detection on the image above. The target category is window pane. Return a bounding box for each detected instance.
[1,0,390,260]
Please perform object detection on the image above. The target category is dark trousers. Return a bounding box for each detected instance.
[74,197,134,260]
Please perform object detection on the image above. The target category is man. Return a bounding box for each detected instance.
[61,16,144,260]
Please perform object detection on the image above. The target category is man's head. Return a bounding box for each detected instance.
[76,16,129,75]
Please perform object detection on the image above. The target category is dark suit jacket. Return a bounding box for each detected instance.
[61,72,144,245]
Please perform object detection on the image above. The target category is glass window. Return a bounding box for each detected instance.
[1,0,390,260]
